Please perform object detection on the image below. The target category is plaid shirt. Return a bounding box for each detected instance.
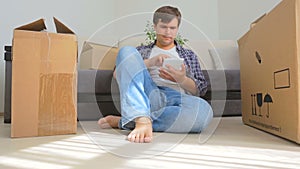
[136,41,208,97]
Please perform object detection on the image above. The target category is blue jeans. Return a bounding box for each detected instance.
[115,46,213,133]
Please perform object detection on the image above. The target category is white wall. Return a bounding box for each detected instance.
[0,0,282,112]
[218,0,281,40]
[88,0,219,46]
[113,0,219,41]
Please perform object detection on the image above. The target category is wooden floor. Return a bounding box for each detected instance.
[0,116,300,169]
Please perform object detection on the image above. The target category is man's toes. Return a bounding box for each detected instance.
[128,133,136,142]
[127,133,132,141]
[134,134,140,143]
[97,118,104,125]
[144,136,152,143]
[139,134,145,143]
[98,118,109,128]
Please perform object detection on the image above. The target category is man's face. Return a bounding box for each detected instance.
[154,17,179,47]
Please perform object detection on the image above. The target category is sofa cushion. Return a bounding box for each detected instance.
[89,69,241,96]
[203,70,240,91]
[208,47,240,70]
[78,69,116,94]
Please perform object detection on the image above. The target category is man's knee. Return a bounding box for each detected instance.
[117,46,139,63]
[198,99,213,130]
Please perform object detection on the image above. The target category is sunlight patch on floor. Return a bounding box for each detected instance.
[0,156,71,169]
[124,144,300,169]
[0,134,106,169]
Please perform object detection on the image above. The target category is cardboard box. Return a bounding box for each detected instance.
[238,0,300,144]
[79,41,118,70]
[11,17,77,138]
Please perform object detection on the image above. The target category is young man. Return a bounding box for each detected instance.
[98,6,213,143]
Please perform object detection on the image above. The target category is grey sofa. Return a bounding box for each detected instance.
[77,69,241,121]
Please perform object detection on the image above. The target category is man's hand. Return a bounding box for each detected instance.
[144,54,169,68]
[159,64,186,83]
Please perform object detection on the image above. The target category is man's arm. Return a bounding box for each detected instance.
[159,64,198,95]
[184,50,208,96]
[159,49,207,96]
[178,76,198,95]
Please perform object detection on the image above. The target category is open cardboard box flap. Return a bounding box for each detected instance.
[15,17,74,34]
[80,41,118,70]
[250,13,267,28]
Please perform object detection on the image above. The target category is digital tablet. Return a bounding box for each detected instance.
[163,58,184,70]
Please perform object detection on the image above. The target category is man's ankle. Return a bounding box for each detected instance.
[135,116,152,125]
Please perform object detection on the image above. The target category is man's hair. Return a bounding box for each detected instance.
[153,6,181,26]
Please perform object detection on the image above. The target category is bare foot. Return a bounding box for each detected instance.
[98,115,121,129]
[128,117,153,143]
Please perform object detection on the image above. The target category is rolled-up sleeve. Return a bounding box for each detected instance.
[182,49,208,97]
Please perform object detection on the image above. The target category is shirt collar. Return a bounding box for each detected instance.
[149,40,183,51]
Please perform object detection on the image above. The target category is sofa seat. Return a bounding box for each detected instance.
[202,70,241,117]
[77,69,241,121]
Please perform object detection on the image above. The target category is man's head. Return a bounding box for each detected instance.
[153,6,182,49]
[153,6,181,27]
